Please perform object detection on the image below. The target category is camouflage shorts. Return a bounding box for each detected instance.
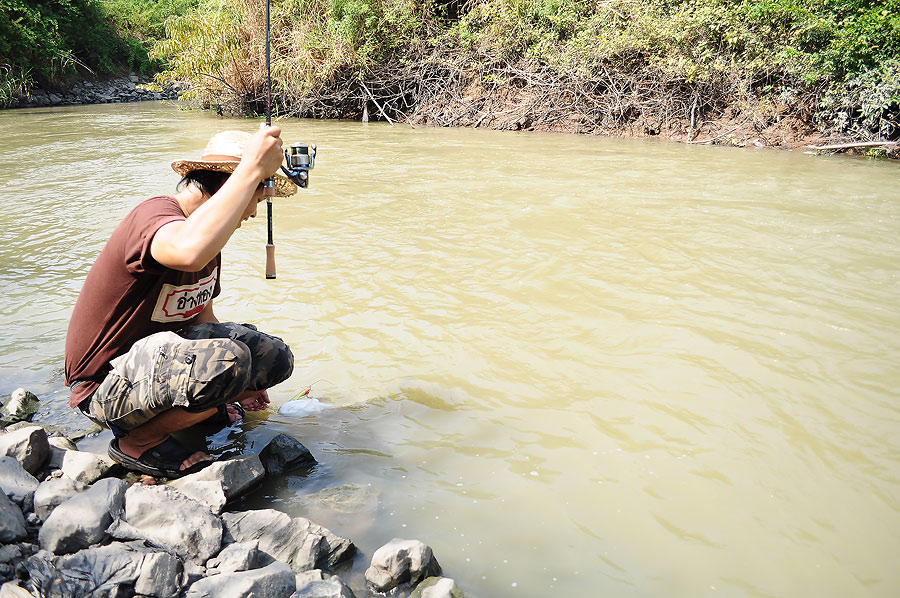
[84,322,293,431]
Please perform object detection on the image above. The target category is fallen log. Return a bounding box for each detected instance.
[807,141,898,150]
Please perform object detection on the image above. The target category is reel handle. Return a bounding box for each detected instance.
[264,180,275,279]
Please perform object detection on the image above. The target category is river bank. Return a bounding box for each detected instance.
[10,75,179,109]
[7,70,897,159]
[0,388,463,598]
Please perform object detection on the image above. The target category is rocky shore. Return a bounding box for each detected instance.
[12,75,180,109]
[0,389,463,598]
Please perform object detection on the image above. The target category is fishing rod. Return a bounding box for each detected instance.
[263,0,276,279]
[262,0,317,280]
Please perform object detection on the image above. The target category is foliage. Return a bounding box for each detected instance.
[0,0,123,85]
[151,0,252,110]
[151,0,428,113]
[451,0,900,138]
[0,63,29,108]
[819,60,900,140]
[0,0,198,98]
[102,0,199,41]
[100,0,200,74]
[3,0,896,140]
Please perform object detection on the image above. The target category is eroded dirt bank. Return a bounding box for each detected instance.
[264,51,897,159]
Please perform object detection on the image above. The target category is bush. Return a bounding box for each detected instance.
[0,0,124,85]
[100,0,200,75]
[820,60,900,140]
[151,0,428,113]
[147,0,900,139]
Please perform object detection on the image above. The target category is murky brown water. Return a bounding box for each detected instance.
[1,102,899,597]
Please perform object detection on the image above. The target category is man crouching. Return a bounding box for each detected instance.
[64,124,295,478]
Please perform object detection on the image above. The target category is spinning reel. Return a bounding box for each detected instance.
[281,142,317,188]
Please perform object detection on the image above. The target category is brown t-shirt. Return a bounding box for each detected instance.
[64,196,221,408]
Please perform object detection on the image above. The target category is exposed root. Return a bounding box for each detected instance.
[255,44,828,150]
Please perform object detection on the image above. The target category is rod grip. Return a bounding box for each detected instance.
[266,243,276,279]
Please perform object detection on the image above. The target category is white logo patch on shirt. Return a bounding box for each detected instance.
[151,267,217,323]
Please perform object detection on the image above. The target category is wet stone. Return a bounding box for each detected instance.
[169,479,227,514]
[0,456,40,507]
[59,449,117,485]
[409,576,464,598]
[25,541,183,598]
[291,570,356,598]
[0,490,26,543]
[47,436,77,470]
[365,538,442,594]
[259,434,317,476]
[185,561,295,598]
[169,454,265,500]
[0,389,39,424]
[206,540,259,574]
[0,426,49,474]
[38,477,127,554]
[123,484,223,564]
[33,476,87,520]
[222,509,356,573]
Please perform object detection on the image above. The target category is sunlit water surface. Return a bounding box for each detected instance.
[1,102,898,597]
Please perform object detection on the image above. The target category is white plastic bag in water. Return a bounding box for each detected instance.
[279,397,326,417]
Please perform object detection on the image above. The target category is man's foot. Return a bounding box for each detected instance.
[113,435,212,475]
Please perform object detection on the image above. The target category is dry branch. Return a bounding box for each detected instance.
[807,141,898,150]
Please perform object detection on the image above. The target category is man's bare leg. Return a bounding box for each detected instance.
[118,407,217,470]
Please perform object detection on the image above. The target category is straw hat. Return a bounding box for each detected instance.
[171,130,297,197]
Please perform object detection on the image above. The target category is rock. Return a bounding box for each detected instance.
[47,435,77,469]
[48,93,63,105]
[0,490,26,543]
[0,422,36,433]
[291,570,356,598]
[185,561,295,598]
[0,389,39,423]
[33,476,87,520]
[0,545,22,565]
[409,577,464,598]
[60,449,117,484]
[294,569,325,586]
[222,509,355,573]
[25,541,182,598]
[182,560,207,588]
[169,455,264,500]
[0,582,34,598]
[135,548,184,597]
[0,426,49,474]
[259,434,317,476]
[169,479,227,514]
[66,422,102,442]
[0,456,40,506]
[123,484,222,563]
[365,538,442,593]
[206,540,259,574]
[39,477,127,554]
